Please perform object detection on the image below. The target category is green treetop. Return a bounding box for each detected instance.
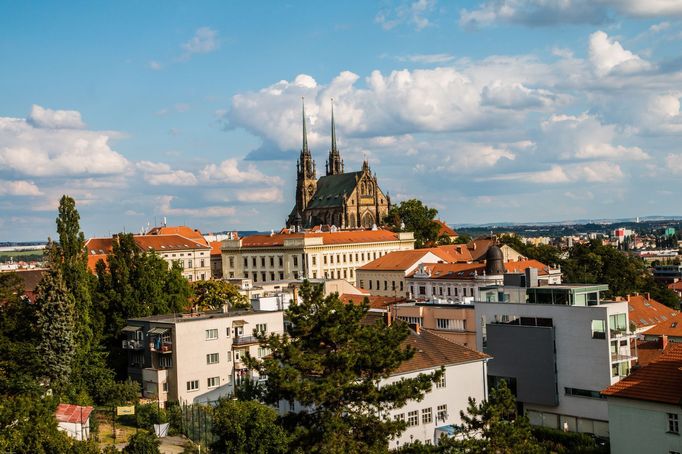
[384,199,442,248]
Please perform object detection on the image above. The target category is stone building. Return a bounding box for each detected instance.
[287,101,390,229]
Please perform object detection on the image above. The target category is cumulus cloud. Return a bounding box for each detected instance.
[158,195,236,217]
[459,0,682,28]
[396,53,456,64]
[180,27,219,59]
[375,0,436,31]
[146,170,198,186]
[0,180,42,196]
[0,107,129,177]
[481,81,561,109]
[588,31,652,77]
[200,159,283,185]
[489,161,623,184]
[235,187,283,203]
[435,144,516,173]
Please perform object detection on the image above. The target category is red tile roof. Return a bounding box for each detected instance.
[635,339,672,367]
[55,404,93,424]
[645,311,682,337]
[210,241,222,257]
[503,259,551,276]
[434,220,458,238]
[357,249,450,272]
[240,229,404,248]
[621,294,679,330]
[407,262,484,279]
[147,225,208,245]
[340,293,405,310]
[602,342,682,405]
[433,244,473,262]
[668,281,682,291]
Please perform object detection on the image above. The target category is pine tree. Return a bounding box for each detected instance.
[34,267,77,388]
[248,281,441,452]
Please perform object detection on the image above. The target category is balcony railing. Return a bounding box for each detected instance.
[610,330,636,339]
[233,335,260,346]
[611,353,637,362]
[149,342,173,353]
[122,339,144,350]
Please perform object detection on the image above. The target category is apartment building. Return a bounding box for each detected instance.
[474,284,635,438]
[392,302,476,348]
[86,234,211,281]
[221,229,414,285]
[122,309,284,404]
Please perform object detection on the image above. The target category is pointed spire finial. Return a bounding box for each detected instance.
[302,97,309,155]
[331,97,337,154]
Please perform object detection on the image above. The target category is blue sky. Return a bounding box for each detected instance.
[2,1,682,241]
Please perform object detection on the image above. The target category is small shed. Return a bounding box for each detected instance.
[55,403,93,441]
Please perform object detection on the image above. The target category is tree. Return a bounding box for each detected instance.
[384,199,440,248]
[441,380,543,453]
[248,281,441,452]
[191,279,249,311]
[123,431,161,454]
[0,395,72,454]
[34,267,76,389]
[210,399,289,454]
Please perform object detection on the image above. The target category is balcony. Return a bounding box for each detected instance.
[149,341,173,353]
[233,335,260,346]
[610,330,636,340]
[611,352,637,362]
[122,339,144,350]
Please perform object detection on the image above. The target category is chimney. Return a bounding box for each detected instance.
[626,294,631,302]
[525,267,539,288]
[660,335,669,350]
[646,292,650,300]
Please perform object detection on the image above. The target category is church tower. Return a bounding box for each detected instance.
[295,99,317,214]
[325,99,344,176]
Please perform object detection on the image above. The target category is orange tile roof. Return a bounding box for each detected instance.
[504,259,551,276]
[407,262,485,279]
[55,404,93,424]
[635,339,672,367]
[147,225,208,245]
[434,244,473,262]
[645,311,682,337]
[210,241,222,256]
[357,249,450,272]
[668,281,682,291]
[240,229,404,248]
[434,220,458,238]
[623,294,679,330]
[602,342,682,405]
[340,293,405,310]
[467,238,495,261]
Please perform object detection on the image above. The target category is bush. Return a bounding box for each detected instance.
[532,426,609,453]
[123,431,160,454]
[136,403,167,431]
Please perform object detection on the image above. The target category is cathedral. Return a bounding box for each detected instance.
[287,101,391,230]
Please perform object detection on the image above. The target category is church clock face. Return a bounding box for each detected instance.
[307,185,314,196]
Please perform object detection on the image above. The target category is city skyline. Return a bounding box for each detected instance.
[2,1,682,241]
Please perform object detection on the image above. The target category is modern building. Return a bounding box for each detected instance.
[221,229,414,285]
[474,283,635,438]
[86,233,212,281]
[602,343,682,454]
[122,309,284,404]
[287,101,390,229]
[653,264,682,284]
[355,248,453,298]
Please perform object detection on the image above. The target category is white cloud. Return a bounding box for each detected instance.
[200,159,283,185]
[0,107,129,177]
[588,31,651,77]
[136,161,171,173]
[27,105,85,129]
[375,0,436,31]
[158,195,236,217]
[148,60,162,70]
[180,27,219,58]
[488,161,623,184]
[0,180,42,196]
[650,21,670,33]
[146,170,198,186]
[666,153,682,174]
[437,144,516,173]
[235,187,283,203]
[481,81,561,109]
[396,53,456,64]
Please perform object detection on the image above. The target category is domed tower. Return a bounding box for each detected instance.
[485,244,505,275]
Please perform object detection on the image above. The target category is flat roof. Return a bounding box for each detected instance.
[128,309,282,324]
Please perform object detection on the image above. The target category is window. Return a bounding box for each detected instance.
[226,350,232,361]
[253,273,258,282]
[397,316,424,325]
[279,272,284,280]
[270,272,275,281]
[206,353,219,364]
[384,281,388,291]
[200,259,205,268]
[205,329,218,340]
[207,376,219,388]
[255,323,267,334]
[188,259,193,268]
[324,255,328,264]
[362,253,365,261]
[436,374,446,389]
[400,281,404,292]
[261,257,266,267]
[159,356,173,369]
[591,320,606,339]
[343,254,347,263]
[258,347,271,358]
[343,269,347,279]
[669,413,679,434]
[278,256,283,267]
[243,257,248,268]
[186,380,199,391]
[270,256,274,267]
[437,404,447,421]
[369,281,373,290]
[330,255,334,264]
[261,272,266,282]
[376,280,380,290]
[293,256,299,267]
[355,253,358,261]
[407,410,419,427]
[312,255,317,266]
[229,257,234,268]
[609,313,628,336]
[436,319,466,331]
[234,349,244,361]
[422,407,433,424]
[252,257,257,267]
[394,413,405,422]
[565,387,604,399]
[162,382,168,392]
[419,286,426,295]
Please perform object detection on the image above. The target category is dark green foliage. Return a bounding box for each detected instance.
[385,199,441,248]
[136,403,168,431]
[498,234,563,266]
[249,281,440,452]
[191,279,250,311]
[34,267,77,388]
[210,398,289,454]
[440,380,544,453]
[0,395,72,454]
[532,426,609,453]
[123,430,161,454]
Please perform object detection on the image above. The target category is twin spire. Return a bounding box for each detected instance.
[300,98,343,177]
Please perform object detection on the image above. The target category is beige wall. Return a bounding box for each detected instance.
[356,270,409,297]
[158,248,211,281]
[394,304,477,348]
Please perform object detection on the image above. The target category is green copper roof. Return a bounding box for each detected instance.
[307,172,363,208]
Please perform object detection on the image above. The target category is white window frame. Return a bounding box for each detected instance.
[206,353,219,364]
[186,380,199,392]
[205,328,218,340]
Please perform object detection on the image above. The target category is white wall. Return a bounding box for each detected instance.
[608,397,682,454]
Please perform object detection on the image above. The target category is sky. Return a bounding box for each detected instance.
[2,0,682,241]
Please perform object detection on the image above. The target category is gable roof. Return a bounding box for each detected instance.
[602,342,682,405]
[434,220,458,238]
[55,404,93,424]
[408,262,484,279]
[357,249,451,272]
[147,225,208,245]
[433,244,473,262]
[645,311,682,337]
[340,293,405,310]
[503,259,551,276]
[306,172,364,209]
[239,230,403,248]
[210,241,223,256]
[622,294,679,330]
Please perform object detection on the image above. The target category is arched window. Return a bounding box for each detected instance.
[361,212,374,228]
[349,213,357,228]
